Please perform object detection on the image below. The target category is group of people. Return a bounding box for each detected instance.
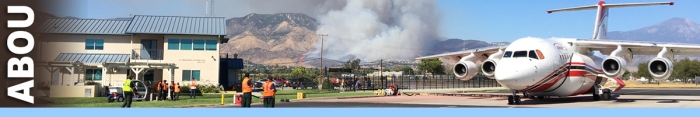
[240,73,277,108]
[121,73,276,108]
[153,80,182,101]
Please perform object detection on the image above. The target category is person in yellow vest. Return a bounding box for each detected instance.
[190,78,197,99]
[173,83,181,101]
[241,73,253,108]
[122,75,135,108]
[262,77,277,108]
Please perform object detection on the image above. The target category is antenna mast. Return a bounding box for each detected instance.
[206,0,214,17]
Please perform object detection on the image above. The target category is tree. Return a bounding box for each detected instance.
[622,71,631,80]
[418,58,445,74]
[633,62,650,78]
[290,66,307,79]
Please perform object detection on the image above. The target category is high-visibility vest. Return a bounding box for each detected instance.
[155,83,161,91]
[174,84,181,92]
[242,78,252,92]
[190,81,197,89]
[263,82,275,97]
[123,79,132,92]
[161,82,167,91]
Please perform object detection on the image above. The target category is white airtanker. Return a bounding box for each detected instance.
[416,0,696,105]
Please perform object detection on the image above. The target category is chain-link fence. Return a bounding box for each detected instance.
[236,74,501,92]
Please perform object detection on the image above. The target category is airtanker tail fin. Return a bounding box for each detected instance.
[546,0,674,40]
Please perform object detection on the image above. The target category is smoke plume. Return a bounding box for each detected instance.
[246,0,443,62]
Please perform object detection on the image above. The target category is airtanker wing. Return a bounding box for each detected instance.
[415,45,508,63]
[573,39,700,55]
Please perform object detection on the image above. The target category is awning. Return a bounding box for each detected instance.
[54,53,130,64]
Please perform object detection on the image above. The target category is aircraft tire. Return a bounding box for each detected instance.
[507,96,514,105]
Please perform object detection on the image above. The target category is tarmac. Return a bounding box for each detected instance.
[213,88,700,108]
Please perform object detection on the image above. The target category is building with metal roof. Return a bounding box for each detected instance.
[36,15,227,98]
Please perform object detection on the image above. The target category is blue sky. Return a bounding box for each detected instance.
[44,0,700,42]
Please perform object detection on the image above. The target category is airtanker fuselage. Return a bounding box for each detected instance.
[494,37,606,96]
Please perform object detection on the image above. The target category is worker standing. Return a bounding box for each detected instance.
[262,77,277,108]
[241,73,253,108]
[190,78,197,99]
[169,81,175,101]
[161,80,168,100]
[155,81,163,101]
[174,83,181,101]
[122,75,135,108]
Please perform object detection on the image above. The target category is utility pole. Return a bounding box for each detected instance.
[318,34,328,89]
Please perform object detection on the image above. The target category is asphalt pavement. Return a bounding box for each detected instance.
[211,88,700,108]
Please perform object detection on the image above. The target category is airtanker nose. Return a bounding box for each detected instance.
[494,59,535,90]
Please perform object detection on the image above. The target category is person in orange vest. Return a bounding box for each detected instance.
[241,73,253,108]
[155,81,162,101]
[190,78,197,99]
[262,77,277,108]
[173,82,181,101]
[161,80,168,100]
[169,81,175,101]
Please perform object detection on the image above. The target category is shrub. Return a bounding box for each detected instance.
[179,84,221,93]
[322,78,333,90]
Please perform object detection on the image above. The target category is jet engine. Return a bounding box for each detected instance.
[648,57,674,80]
[481,59,498,79]
[454,61,478,81]
[601,56,627,78]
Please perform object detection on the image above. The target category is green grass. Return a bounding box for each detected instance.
[44,90,373,108]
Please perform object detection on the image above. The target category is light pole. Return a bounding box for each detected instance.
[318,34,328,89]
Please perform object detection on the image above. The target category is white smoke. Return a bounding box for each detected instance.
[243,0,443,62]
[305,0,442,62]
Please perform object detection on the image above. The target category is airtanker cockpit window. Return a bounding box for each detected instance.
[512,51,528,58]
[528,50,538,59]
[503,51,512,58]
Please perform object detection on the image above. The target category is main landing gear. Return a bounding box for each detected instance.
[592,85,612,101]
[508,90,521,105]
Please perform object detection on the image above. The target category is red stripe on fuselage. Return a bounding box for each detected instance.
[519,62,601,92]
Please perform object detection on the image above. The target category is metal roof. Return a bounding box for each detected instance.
[36,18,132,35]
[125,15,226,36]
[54,53,130,64]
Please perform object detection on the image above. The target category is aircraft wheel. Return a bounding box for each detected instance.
[537,96,545,100]
[514,96,521,105]
[507,96,514,105]
[602,89,612,100]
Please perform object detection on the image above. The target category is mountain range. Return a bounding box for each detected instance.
[606,17,700,72]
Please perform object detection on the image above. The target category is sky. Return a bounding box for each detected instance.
[43,0,700,43]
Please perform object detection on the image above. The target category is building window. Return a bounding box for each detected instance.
[85,39,104,50]
[182,70,201,81]
[180,39,193,50]
[205,40,217,51]
[85,69,102,81]
[168,38,217,51]
[168,39,180,50]
[193,40,205,50]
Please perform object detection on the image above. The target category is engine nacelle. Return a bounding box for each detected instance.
[648,57,674,80]
[454,61,478,81]
[601,56,628,78]
[481,59,498,79]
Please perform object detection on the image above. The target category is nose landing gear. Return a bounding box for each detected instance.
[508,90,521,105]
